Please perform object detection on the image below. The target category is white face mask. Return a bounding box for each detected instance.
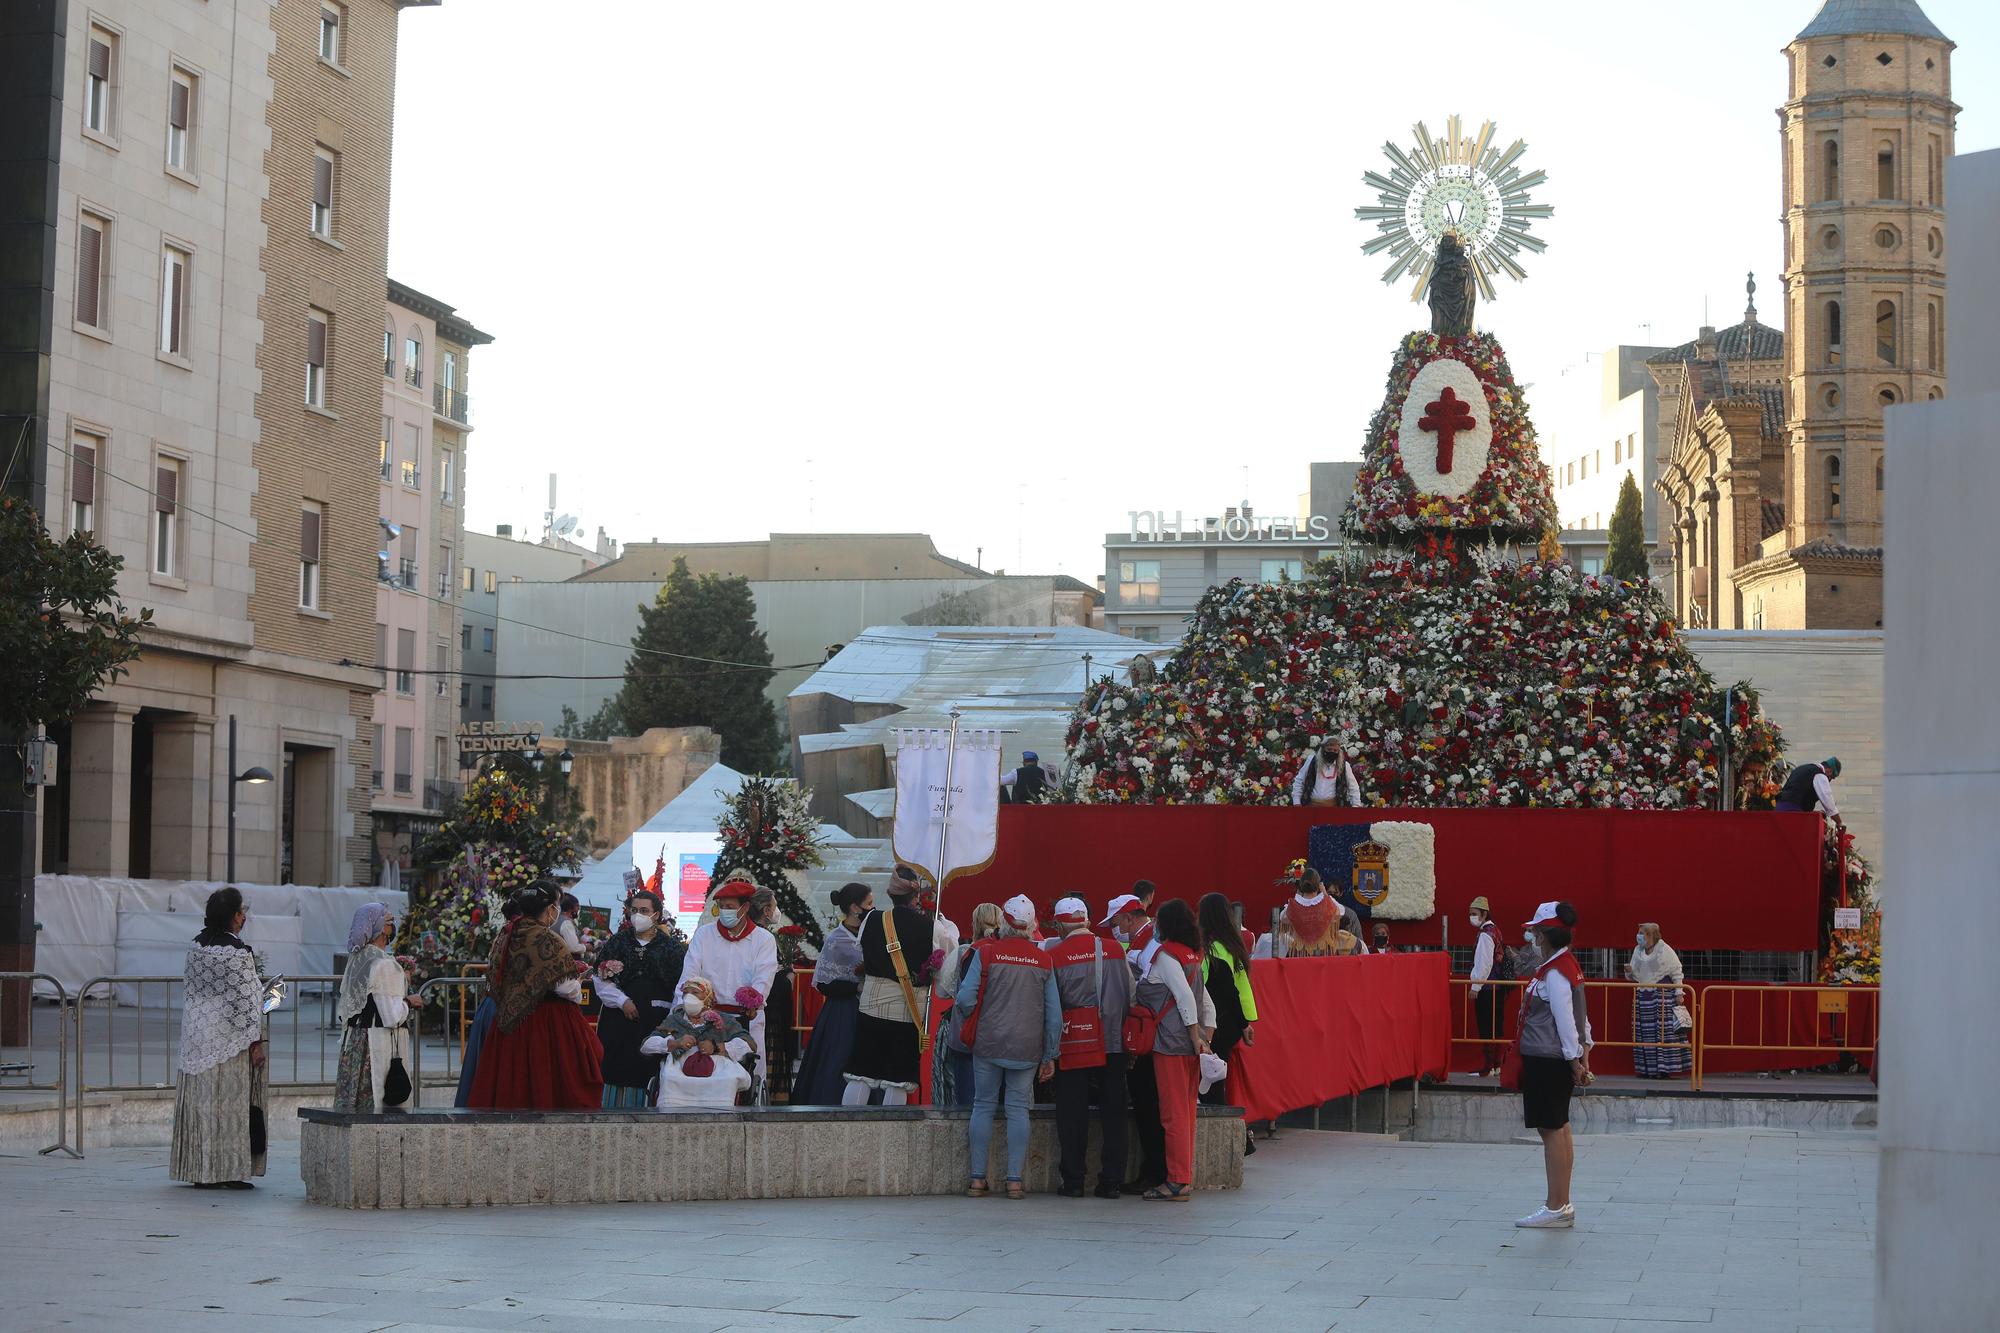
[1523,930,1536,944]
[1113,927,1129,943]
[1468,915,1481,928]
[630,913,655,933]
[718,908,742,929]
[682,993,705,1016]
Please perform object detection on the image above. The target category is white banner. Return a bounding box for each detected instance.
[891,728,1002,888]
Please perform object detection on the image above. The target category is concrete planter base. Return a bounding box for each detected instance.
[299,1104,1246,1208]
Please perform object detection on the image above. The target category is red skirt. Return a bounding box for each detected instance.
[467,999,605,1110]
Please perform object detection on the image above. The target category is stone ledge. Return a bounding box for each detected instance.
[299,1105,1245,1208]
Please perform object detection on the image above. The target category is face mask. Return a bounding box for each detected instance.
[1636,933,1647,948]
[1374,937,1389,949]
[1468,915,1481,928]
[1113,927,1129,943]
[682,993,705,1016]
[630,913,655,933]
[718,909,742,929]
[1523,930,1535,944]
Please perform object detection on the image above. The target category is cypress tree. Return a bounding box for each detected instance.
[616,556,780,771]
[1605,470,1649,582]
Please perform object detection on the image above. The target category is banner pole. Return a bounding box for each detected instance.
[934,710,961,907]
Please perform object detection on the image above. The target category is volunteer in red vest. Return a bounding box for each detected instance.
[954,895,1060,1200]
[1102,891,1165,1193]
[1515,900,1594,1230]
[1135,898,1214,1203]
[1044,896,1134,1199]
[1468,894,1510,1076]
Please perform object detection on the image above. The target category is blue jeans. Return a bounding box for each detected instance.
[969,1058,1035,1182]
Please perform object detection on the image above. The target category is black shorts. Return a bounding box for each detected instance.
[1520,1054,1575,1130]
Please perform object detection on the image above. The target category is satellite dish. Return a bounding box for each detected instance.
[554,514,578,538]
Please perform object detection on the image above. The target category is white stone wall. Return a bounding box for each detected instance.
[1687,630,1883,875]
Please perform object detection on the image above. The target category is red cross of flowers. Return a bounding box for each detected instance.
[1416,386,1477,473]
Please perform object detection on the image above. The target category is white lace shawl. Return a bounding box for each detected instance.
[179,943,265,1076]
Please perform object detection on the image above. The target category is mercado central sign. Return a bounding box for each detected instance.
[456,719,546,755]
[1125,510,1339,543]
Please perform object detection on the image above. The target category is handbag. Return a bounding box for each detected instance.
[1121,999,1164,1057]
[381,1053,412,1107]
[1058,939,1108,1071]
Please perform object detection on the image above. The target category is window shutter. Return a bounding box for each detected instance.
[313,155,332,208]
[73,442,96,505]
[155,464,177,514]
[400,523,418,560]
[300,506,321,563]
[397,628,416,672]
[77,222,102,327]
[168,257,185,352]
[88,40,110,81]
[169,80,189,130]
[306,316,326,367]
[395,727,412,781]
[376,623,386,668]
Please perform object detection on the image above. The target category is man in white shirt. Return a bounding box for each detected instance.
[1290,736,1362,807]
[1467,894,1508,1076]
[677,875,779,1083]
[1774,756,1844,827]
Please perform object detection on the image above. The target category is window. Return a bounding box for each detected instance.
[433,734,448,779]
[299,502,323,608]
[311,148,335,238]
[1875,226,1899,251]
[480,684,493,710]
[1827,456,1843,520]
[460,623,471,651]
[318,5,343,64]
[398,522,418,589]
[166,69,196,172]
[1876,456,1885,491]
[393,726,413,795]
[1876,300,1897,365]
[483,569,497,594]
[85,29,116,137]
[306,308,330,407]
[379,415,391,479]
[1822,139,1840,202]
[436,546,451,599]
[1751,597,1764,632]
[1930,137,1943,204]
[395,628,415,695]
[434,643,450,697]
[1826,301,1842,359]
[371,723,383,790]
[1130,626,1160,643]
[461,566,473,592]
[480,627,494,654]
[1877,142,1896,200]
[382,325,394,377]
[75,212,109,330]
[1927,301,1941,370]
[1259,558,1303,583]
[152,457,181,576]
[458,681,470,707]
[1116,559,1160,606]
[1580,557,1603,576]
[159,244,189,357]
[404,331,422,387]
[438,448,454,502]
[1879,386,1898,408]
[401,423,420,487]
[70,430,101,534]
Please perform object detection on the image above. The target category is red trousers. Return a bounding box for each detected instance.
[1153,1052,1199,1185]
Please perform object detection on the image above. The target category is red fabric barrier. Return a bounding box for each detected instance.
[948,805,1822,952]
[1228,952,1450,1122]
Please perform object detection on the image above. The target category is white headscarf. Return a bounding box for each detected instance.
[347,903,392,953]
[339,903,393,1024]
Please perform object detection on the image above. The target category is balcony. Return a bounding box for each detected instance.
[424,778,462,812]
[433,384,470,425]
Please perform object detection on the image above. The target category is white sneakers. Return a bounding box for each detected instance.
[1514,1204,1575,1229]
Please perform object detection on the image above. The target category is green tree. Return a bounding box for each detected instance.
[615,556,780,771]
[1605,470,1649,582]
[0,497,150,739]
[559,698,622,742]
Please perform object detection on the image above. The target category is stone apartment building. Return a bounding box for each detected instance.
[369,281,490,879]
[23,0,438,887]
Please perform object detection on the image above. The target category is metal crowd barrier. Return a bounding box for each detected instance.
[0,972,80,1157]
[409,975,488,1108]
[1449,976,1700,1088]
[1693,984,1878,1091]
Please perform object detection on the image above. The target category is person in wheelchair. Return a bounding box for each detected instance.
[642,978,755,1108]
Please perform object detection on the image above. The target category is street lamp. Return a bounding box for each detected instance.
[226,715,274,883]
[557,748,574,777]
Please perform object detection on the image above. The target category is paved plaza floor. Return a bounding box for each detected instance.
[0,1126,1875,1332]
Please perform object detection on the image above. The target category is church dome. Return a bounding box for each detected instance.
[1795,0,1946,42]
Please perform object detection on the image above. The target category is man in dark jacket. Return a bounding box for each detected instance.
[841,865,940,1106]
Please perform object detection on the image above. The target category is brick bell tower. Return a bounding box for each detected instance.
[1781,0,1954,550]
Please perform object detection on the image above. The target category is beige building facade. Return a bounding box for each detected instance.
[1653,0,1953,631]
[37,0,432,887]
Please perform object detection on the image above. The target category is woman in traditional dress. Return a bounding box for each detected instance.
[170,887,268,1189]
[333,904,424,1112]
[1625,922,1688,1079]
[791,882,871,1105]
[453,893,523,1107]
[593,885,686,1108]
[466,882,605,1110]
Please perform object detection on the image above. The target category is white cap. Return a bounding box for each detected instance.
[1099,893,1143,926]
[1523,901,1565,927]
[1002,894,1038,930]
[1052,896,1090,924]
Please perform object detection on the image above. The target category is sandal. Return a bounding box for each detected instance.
[1005,1179,1025,1200]
[966,1178,990,1198]
[1142,1183,1192,1203]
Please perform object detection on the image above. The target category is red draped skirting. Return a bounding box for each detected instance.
[467,999,605,1110]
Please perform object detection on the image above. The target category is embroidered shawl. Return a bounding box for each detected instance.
[488,919,574,1034]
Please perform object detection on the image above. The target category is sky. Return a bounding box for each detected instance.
[388,0,1998,582]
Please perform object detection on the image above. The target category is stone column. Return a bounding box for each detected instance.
[66,704,137,877]
[147,715,214,880]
